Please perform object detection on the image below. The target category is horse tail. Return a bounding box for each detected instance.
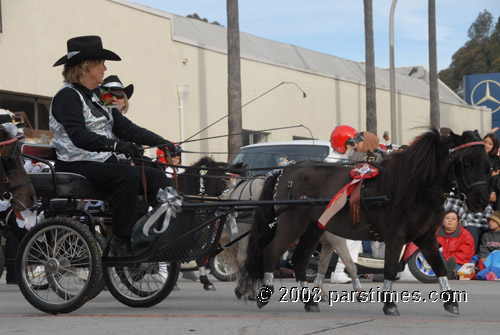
[240,171,280,285]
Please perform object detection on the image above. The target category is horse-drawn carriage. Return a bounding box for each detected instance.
[0,125,491,317]
[15,142,250,314]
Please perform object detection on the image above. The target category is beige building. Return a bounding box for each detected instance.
[0,0,491,163]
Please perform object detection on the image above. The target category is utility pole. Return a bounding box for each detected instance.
[364,0,377,134]
[227,0,243,161]
[429,0,440,129]
[389,0,398,143]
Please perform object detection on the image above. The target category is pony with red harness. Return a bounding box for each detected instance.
[241,129,489,316]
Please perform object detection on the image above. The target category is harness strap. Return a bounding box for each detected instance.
[449,141,484,153]
[0,135,24,146]
[350,181,362,226]
[141,161,148,205]
[360,187,384,241]
[467,180,487,188]
[272,168,300,217]
[9,177,32,192]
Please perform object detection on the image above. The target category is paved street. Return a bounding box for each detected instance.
[0,271,498,335]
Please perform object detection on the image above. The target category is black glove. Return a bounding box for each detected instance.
[156,139,176,157]
[116,141,141,159]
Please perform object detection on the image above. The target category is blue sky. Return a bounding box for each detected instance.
[132,0,499,71]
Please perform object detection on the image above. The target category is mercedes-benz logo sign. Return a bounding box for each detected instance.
[470,79,500,113]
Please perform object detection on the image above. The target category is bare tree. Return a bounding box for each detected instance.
[429,0,440,128]
[364,0,377,134]
[227,0,243,161]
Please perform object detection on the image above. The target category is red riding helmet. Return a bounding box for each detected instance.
[330,125,359,154]
[156,148,168,164]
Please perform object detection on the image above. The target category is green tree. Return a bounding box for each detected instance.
[439,10,500,96]
[187,13,222,26]
[468,10,493,40]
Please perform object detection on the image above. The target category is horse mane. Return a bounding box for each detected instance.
[183,156,222,172]
[377,129,441,218]
[177,156,237,196]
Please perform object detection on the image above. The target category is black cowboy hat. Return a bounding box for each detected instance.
[102,75,134,99]
[53,35,121,67]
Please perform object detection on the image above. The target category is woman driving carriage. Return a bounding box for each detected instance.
[50,35,176,256]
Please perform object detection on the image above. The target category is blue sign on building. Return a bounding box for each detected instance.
[464,73,500,133]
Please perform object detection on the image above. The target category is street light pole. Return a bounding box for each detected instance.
[389,0,398,144]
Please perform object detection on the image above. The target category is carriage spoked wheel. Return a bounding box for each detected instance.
[16,218,102,314]
[103,260,180,308]
[86,232,107,299]
[46,230,104,301]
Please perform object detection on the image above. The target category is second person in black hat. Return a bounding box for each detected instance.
[101,75,133,114]
[50,35,176,256]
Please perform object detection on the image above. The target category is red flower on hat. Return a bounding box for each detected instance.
[101,92,116,106]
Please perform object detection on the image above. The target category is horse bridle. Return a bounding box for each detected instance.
[447,141,487,197]
[0,134,32,200]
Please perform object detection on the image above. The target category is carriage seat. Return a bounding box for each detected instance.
[22,144,112,201]
[28,172,112,200]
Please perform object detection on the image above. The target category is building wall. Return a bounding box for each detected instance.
[0,0,491,163]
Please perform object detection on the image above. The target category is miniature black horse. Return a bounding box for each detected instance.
[176,156,242,290]
[177,156,230,199]
[241,129,489,315]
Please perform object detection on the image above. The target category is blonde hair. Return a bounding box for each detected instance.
[121,96,129,114]
[62,59,103,84]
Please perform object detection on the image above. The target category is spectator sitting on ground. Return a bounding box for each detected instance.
[484,133,500,210]
[436,210,475,279]
[475,211,500,280]
[478,211,500,261]
[444,197,493,254]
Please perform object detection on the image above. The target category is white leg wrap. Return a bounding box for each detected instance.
[297,280,308,288]
[382,279,393,292]
[313,274,324,285]
[263,272,274,286]
[382,279,394,303]
[199,266,206,276]
[438,276,451,291]
[353,278,362,291]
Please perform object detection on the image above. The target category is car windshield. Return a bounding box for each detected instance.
[231,144,330,176]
